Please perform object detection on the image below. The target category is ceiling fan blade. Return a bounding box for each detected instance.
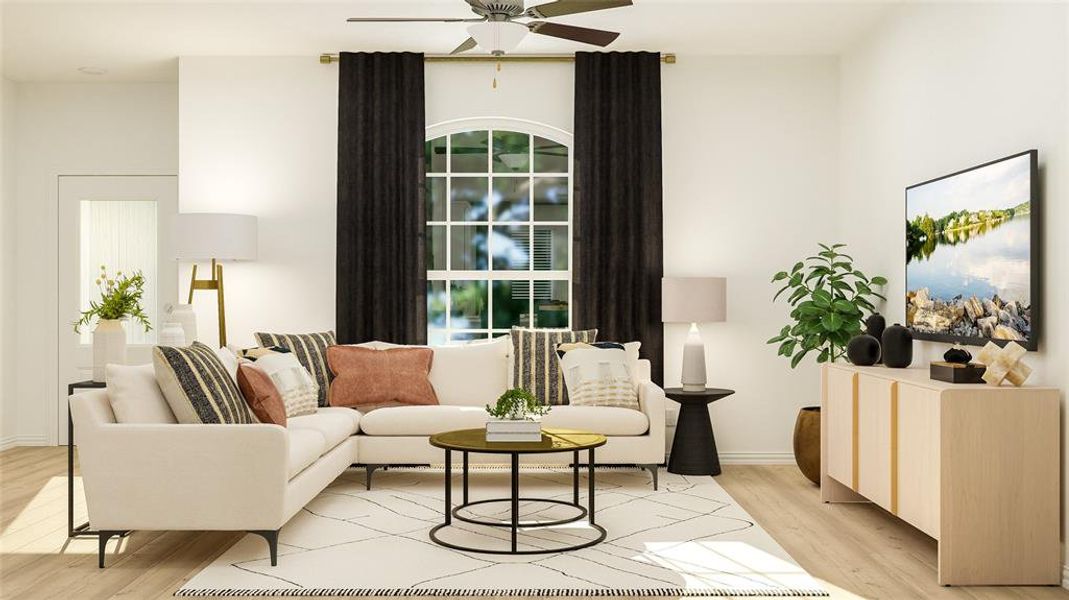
[525,0,632,19]
[450,37,479,55]
[346,17,484,23]
[527,21,620,47]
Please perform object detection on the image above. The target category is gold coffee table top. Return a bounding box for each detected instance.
[429,428,607,454]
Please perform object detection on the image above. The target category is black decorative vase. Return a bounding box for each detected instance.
[881,324,913,368]
[865,314,886,364]
[846,334,881,366]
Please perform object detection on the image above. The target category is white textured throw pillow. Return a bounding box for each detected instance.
[557,345,641,410]
[253,352,319,418]
[105,363,178,424]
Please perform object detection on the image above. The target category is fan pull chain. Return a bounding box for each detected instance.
[492,60,501,90]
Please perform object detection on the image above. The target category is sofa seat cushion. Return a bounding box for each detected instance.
[541,406,649,436]
[360,405,489,436]
[288,407,361,451]
[288,429,327,479]
[359,405,648,437]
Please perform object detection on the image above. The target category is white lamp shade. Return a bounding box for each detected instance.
[467,21,528,55]
[173,213,257,261]
[662,277,727,323]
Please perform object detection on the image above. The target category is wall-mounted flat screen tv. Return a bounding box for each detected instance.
[905,150,1039,350]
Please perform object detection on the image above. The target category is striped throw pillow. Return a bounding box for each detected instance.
[254,331,336,406]
[511,328,597,406]
[557,344,640,411]
[153,342,257,424]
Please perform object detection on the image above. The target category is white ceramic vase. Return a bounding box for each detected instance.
[158,322,186,347]
[92,319,127,383]
[166,303,198,344]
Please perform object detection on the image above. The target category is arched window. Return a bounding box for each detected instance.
[425,118,572,344]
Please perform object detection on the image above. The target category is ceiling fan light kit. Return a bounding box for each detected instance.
[345,0,635,57]
[468,21,529,55]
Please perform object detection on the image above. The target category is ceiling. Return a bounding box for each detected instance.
[1,1,899,82]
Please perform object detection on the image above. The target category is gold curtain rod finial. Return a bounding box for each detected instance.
[320,54,334,64]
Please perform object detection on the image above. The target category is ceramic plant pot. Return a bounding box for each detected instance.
[793,406,821,485]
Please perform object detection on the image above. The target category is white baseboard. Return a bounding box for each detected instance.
[719,452,795,465]
[0,434,50,452]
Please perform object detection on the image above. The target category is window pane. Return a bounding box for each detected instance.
[492,280,532,329]
[492,131,530,173]
[80,200,158,344]
[450,225,487,270]
[533,177,569,222]
[451,131,488,173]
[534,280,569,328]
[427,280,447,328]
[492,177,530,222]
[450,280,488,329]
[533,225,568,270]
[491,225,530,270]
[428,328,449,346]
[426,177,446,221]
[426,225,447,270]
[451,177,489,222]
[426,136,447,173]
[450,331,489,343]
[533,136,568,173]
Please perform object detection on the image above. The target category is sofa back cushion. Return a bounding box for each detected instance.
[237,364,288,426]
[104,363,177,424]
[153,341,257,424]
[327,346,438,412]
[349,335,511,407]
[253,331,336,407]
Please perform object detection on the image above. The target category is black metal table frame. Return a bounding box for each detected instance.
[68,381,131,541]
[428,448,607,555]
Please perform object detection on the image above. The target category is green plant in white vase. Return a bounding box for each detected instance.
[74,266,152,382]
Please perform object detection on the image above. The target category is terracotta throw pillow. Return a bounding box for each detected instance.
[327,346,438,412]
[237,364,287,426]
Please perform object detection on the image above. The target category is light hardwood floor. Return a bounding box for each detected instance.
[0,447,1065,600]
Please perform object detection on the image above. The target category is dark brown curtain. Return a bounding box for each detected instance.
[573,51,664,385]
[336,52,427,344]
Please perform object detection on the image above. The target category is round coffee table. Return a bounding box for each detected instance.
[428,428,607,555]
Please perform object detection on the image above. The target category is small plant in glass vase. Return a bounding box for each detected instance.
[766,243,886,485]
[74,266,152,382]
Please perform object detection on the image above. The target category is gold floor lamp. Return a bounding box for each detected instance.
[174,213,258,348]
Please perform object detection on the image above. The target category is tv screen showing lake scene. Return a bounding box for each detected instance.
[905,150,1036,348]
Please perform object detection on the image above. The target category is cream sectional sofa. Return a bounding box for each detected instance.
[69,335,667,568]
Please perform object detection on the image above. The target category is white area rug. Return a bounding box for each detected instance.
[177,467,826,597]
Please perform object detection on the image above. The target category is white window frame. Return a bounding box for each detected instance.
[425,117,573,342]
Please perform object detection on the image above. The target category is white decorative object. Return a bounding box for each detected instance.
[158,322,186,347]
[662,277,727,392]
[977,341,1032,386]
[92,319,127,383]
[467,21,528,55]
[166,303,198,344]
[485,418,542,442]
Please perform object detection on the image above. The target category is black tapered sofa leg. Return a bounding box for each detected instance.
[248,529,280,566]
[640,464,659,490]
[98,531,123,568]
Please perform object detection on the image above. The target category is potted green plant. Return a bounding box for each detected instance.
[485,388,551,442]
[74,267,152,382]
[766,243,886,484]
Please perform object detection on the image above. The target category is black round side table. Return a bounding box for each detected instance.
[665,388,735,476]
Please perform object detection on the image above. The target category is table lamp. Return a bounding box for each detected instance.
[662,277,727,392]
[174,213,257,347]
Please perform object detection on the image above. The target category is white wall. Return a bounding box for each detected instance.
[837,0,1068,560]
[11,83,177,445]
[0,3,17,449]
[179,55,838,461]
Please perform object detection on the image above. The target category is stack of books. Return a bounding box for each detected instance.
[485,419,543,442]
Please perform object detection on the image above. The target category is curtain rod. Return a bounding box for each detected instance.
[319,53,676,65]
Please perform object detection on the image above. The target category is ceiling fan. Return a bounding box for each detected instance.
[347,0,633,56]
